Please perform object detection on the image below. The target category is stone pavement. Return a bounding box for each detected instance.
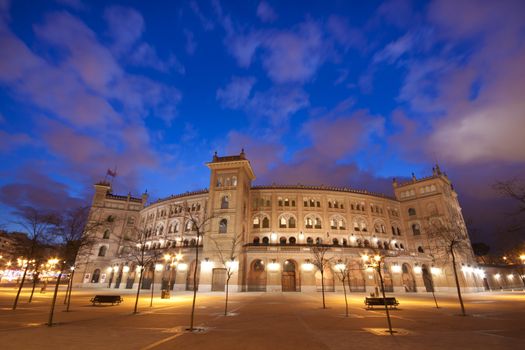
[0,286,524,349]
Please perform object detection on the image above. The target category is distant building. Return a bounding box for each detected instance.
[74,152,524,293]
[0,231,17,261]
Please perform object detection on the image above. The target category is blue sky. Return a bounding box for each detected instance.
[1,0,524,250]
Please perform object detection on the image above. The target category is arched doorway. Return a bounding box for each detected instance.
[379,266,393,292]
[315,266,335,292]
[401,263,417,292]
[141,264,154,289]
[422,264,434,292]
[186,260,200,291]
[248,259,267,291]
[91,269,100,283]
[348,261,366,292]
[114,264,123,288]
[282,260,299,292]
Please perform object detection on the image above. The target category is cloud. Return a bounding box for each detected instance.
[104,5,144,54]
[190,0,214,31]
[256,1,277,23]
[216,76,256,109]
[184,29,196,55]
[0,130,32,153]
[54,0,86,11]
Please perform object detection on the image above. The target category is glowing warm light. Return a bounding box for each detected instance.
[268,260,280,271]
[519,254,525,261]
[361,254,369,262]
[136,265,143,272]
[201,259,213,271]
[298,232,305,241]
[113,266,119,272]
[175,253,183,261]
[270,232,278,243]
[372,237,378,243]
[177,263,188,271]
[335,262,346,271]
[155,263,164,272]
[366,266,374,272]
[226,260,239,271]
[164,254,171,261]
[373,255,381,262]
[301,262,314,271]
[106,267,113,273]
[507,274,514,280]
[494,273,501,280]
[413,266,422,274]
[431,267,441,275]
[391,264,402,273]
[123,266,130,273]
[48,258,59,265]
[349,235,356,243]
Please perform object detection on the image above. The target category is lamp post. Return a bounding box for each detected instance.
[363,254,394,335]
[163,252,183,298]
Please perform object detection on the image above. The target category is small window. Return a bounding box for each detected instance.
[253,217,260,229]
[418,246,424,253]
[253,237,260,245]
[279,237,287,245]
[289,236,296,244]
[412,223,421,235]
[280,217,287,228]
[98,246,107,257]
[262,217,270,228]
[408,208,416,216]
[221,196,229,209]
[262,237,269,245]
[103,229,110,239]
[219,219,228,234]
[307,237,314,245]
[288,217,296,228]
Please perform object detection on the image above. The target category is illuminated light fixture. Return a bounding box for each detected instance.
[155,263,164,272]
[268,259,280,271]
[226,259,239,271]
[70,266,75,271]
[391,264,402,273]
[106,267,113,273]
[298,232,305,241]
[175,253,183,261]
[413,266,422,274]
[366,266,374,272]
[201,258,213,271]
[270,232,278,243]
[113,266,119,272]
[123,266,130,273]
[177,263,188,271]
[372,237,378,243]
[373,255,381,262]
[164,254,171,261]
[430,267,441,275]
[507,274,514,280]
[349,235,356,243]
[361,254,369,262]
[136,265,143,272]
[520,254,525,261]
[335,260,346,272]
[494,273,501,280]
[302,260,314,271]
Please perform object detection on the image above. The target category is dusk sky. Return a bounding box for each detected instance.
[1,0,524,251]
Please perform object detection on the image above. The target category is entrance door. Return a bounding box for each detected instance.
[211,268,226,291]
[282,260,297,292]
[422,265,434,292]
[248,259,267,291]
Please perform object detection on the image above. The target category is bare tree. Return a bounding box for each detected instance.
[210,232,242,316]
[310,245,332,309]
[334,259,350,317]
[11,207,58,310]
[184,203,214,331]
[427,214,472,316]
[120,225,162,314]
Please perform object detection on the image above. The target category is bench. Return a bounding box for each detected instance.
[90,295,123,306]
[365,297,399,309]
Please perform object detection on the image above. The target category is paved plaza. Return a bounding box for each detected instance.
[0,287,524,349]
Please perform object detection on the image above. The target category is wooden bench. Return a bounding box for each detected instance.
[90,295,123,306]
[365,297,399,309]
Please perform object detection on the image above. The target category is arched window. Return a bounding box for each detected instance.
[253,237,260,244]
[288,217,296,228]
[316,237,323,245]
[305,217,313,229]
[279,237,287,245]
[98,246,107,257]
[262,237,269,245]
[342,238,348,246]
[314,218,322,229]
[418,246,424,253]
[383,241,389,250]
[307,237,314,245]
[103,229,110,239]
[332,238,339,246]
[231,176,237,186]
[253,217,260,229]
[221,196,229,209]
[289,237,296,245]
[219,219,228,234]
[391,226,396,235]
[91,269,101,283]
[412,224,421,235]
[364,240,370,247]
[397,228,401,236]
[280,217,287,228]
[408,208,416,216]
[262,217,270,228]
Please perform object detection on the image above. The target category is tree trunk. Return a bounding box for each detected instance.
[66,269,76,312]
[342,276,349,317]
[28,272,38,303]
[133,268,144,314]
[224,272,231,316]
[377,266,394,335]
[189,236,199,331]
[150,267,155,307]
[47,271,63,327]
[320,269,326,309]
[63,275,72,304]
[451,248,466,316]
[13,263,30,310]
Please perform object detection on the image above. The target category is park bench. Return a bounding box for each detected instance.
[90,295,123,306]
[365,297,399,309]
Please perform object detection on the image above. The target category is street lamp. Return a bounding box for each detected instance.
[363,254,394,335]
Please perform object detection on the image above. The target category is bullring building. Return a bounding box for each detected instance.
[74,151,493,294]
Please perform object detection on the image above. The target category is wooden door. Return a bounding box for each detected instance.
[211,268,226,291]
[282,272,296,291]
